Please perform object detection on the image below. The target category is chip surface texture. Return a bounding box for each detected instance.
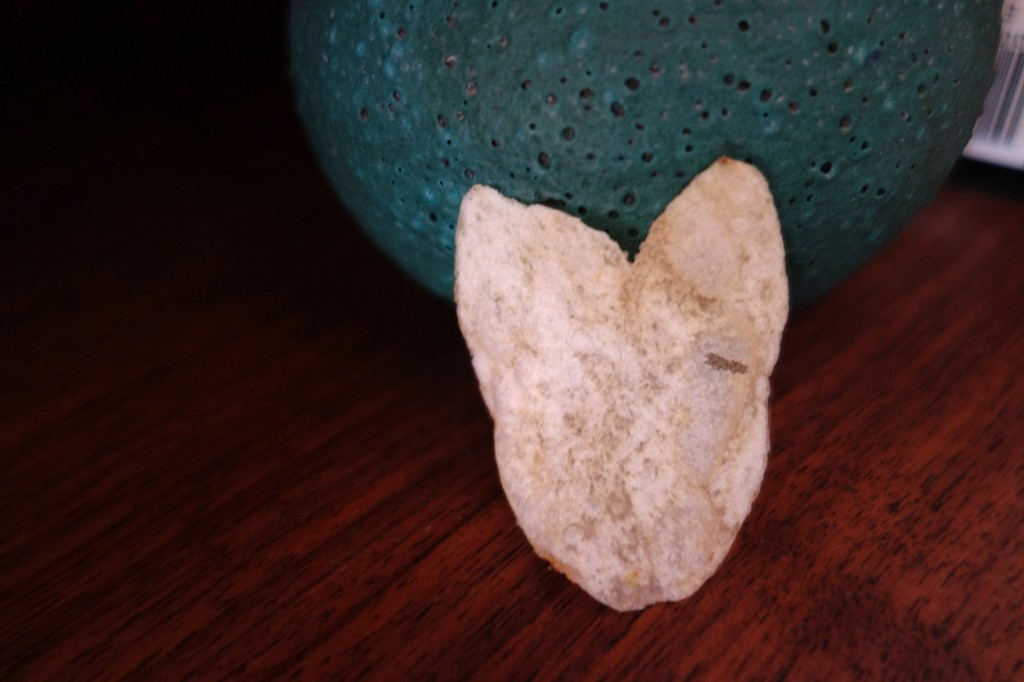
[455,158,788,610]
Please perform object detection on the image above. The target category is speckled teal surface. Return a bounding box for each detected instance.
[290,0,1000,305]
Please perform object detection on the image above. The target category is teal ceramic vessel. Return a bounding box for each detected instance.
[290,1,1000,305]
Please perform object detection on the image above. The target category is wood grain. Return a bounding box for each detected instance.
[2,18,1023,679]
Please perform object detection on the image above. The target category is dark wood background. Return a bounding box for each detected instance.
[3,2,1022,679]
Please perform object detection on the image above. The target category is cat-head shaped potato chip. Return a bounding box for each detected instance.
[455,159,787,610]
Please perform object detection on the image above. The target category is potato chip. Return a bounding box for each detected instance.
[455,158,788,610]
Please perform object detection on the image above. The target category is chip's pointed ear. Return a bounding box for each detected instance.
[454,183,627,415]
[640,158,777,270]
[637,157,788,346]
[454,181,629,341]
[456,185,627,279]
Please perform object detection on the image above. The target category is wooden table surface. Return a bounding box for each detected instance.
[3,37,1023,680]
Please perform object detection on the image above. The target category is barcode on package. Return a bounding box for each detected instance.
[964,0,1024,169]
